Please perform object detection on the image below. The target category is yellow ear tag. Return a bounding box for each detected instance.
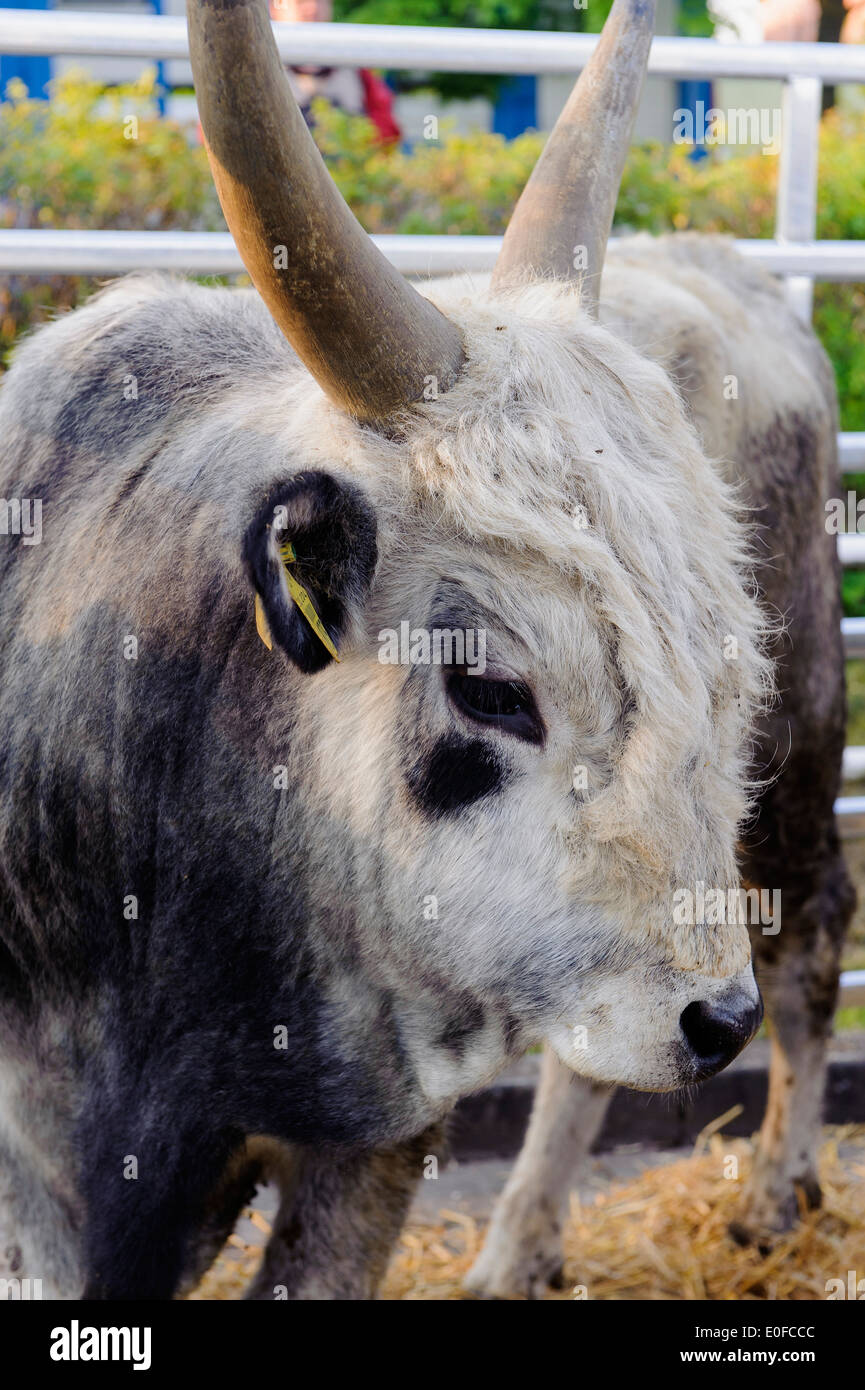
[254,593,273,651]
[255,538,340,663]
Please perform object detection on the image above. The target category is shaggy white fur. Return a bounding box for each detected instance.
[317,272,774,975]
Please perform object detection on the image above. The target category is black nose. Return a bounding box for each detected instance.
[680,992,763,1079]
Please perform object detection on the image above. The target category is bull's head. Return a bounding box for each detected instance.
[187,0,767,1095]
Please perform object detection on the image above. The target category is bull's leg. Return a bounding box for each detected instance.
[0,1034,86,1299]
[463,1048,612,1300]
[175,1143,264,1297]
[0,1139,84,1299]
[245,1123,446,1300]
[729,849,854,1245]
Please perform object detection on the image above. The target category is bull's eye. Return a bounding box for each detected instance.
[445,668,544,745]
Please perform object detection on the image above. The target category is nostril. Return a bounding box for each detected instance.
[680,995,762,1079]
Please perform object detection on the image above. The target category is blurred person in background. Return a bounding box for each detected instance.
[759,0,865,42]
[711,0,865,43]
[710,0,865,108]
[269,0,401,142]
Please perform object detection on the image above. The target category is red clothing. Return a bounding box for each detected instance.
[197,68,400,146]
[359,69,401,144]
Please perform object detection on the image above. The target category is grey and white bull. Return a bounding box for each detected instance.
[0,0,847,1301]
[464,234,855,1297]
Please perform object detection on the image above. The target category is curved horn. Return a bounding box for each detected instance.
[491,0,655,312]
[187,0,464,424]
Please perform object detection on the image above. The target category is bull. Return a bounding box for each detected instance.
[464,235,854,1296]
[0,0,849,1300]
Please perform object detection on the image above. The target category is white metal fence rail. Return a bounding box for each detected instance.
[2,12,865,299]
[1,13,865,1002]
[3,229,865,281]
[1,13,865,79]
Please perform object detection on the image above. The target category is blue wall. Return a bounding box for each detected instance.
[493,75,537,139]
[1,0,51,98]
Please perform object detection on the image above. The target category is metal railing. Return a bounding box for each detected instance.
[0,12,863,311]
[1,12,865,1002]
[1,17,864,459]
[0,13,864,80]
[0,16,863,285]
[3,229,865,280]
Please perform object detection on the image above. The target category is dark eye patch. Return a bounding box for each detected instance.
[406,733,510,818]
[445,668,545,746]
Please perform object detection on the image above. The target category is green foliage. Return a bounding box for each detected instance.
[0,69,216,229]
[329,0,715,96]
[5,77,865,615]
[845,657,865,746]
[332,0,711,34]
[312,98,544,232]
[0,70,219,357]
[843,568,865,618]
[333,0,589,102]
[309,99,865,446]
[6,77,865,416]
[676,0,714,37]
[333,0,537,26]
[612,116,865,440]
[583,0,626,31]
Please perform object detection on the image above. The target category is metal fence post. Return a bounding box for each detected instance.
[776,74,822,323]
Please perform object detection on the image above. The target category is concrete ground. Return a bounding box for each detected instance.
[231,1142,720,1248]
[408,1144,688,1223]
[232,1126,865,1247]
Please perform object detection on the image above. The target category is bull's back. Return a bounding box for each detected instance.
[0,275,301,987]
[604,234,845,848]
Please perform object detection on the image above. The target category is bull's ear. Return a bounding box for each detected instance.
[242,471,377,673]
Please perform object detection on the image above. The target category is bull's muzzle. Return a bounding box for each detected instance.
[680,989,764,1080]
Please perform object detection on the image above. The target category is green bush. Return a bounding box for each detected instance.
[331,0,602,103]
[311,102,865,619]
[0,70,216,228]
[314,100,865,438]
[2,72,864,435]
[312,99,545,233]
[0,70,219,354]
